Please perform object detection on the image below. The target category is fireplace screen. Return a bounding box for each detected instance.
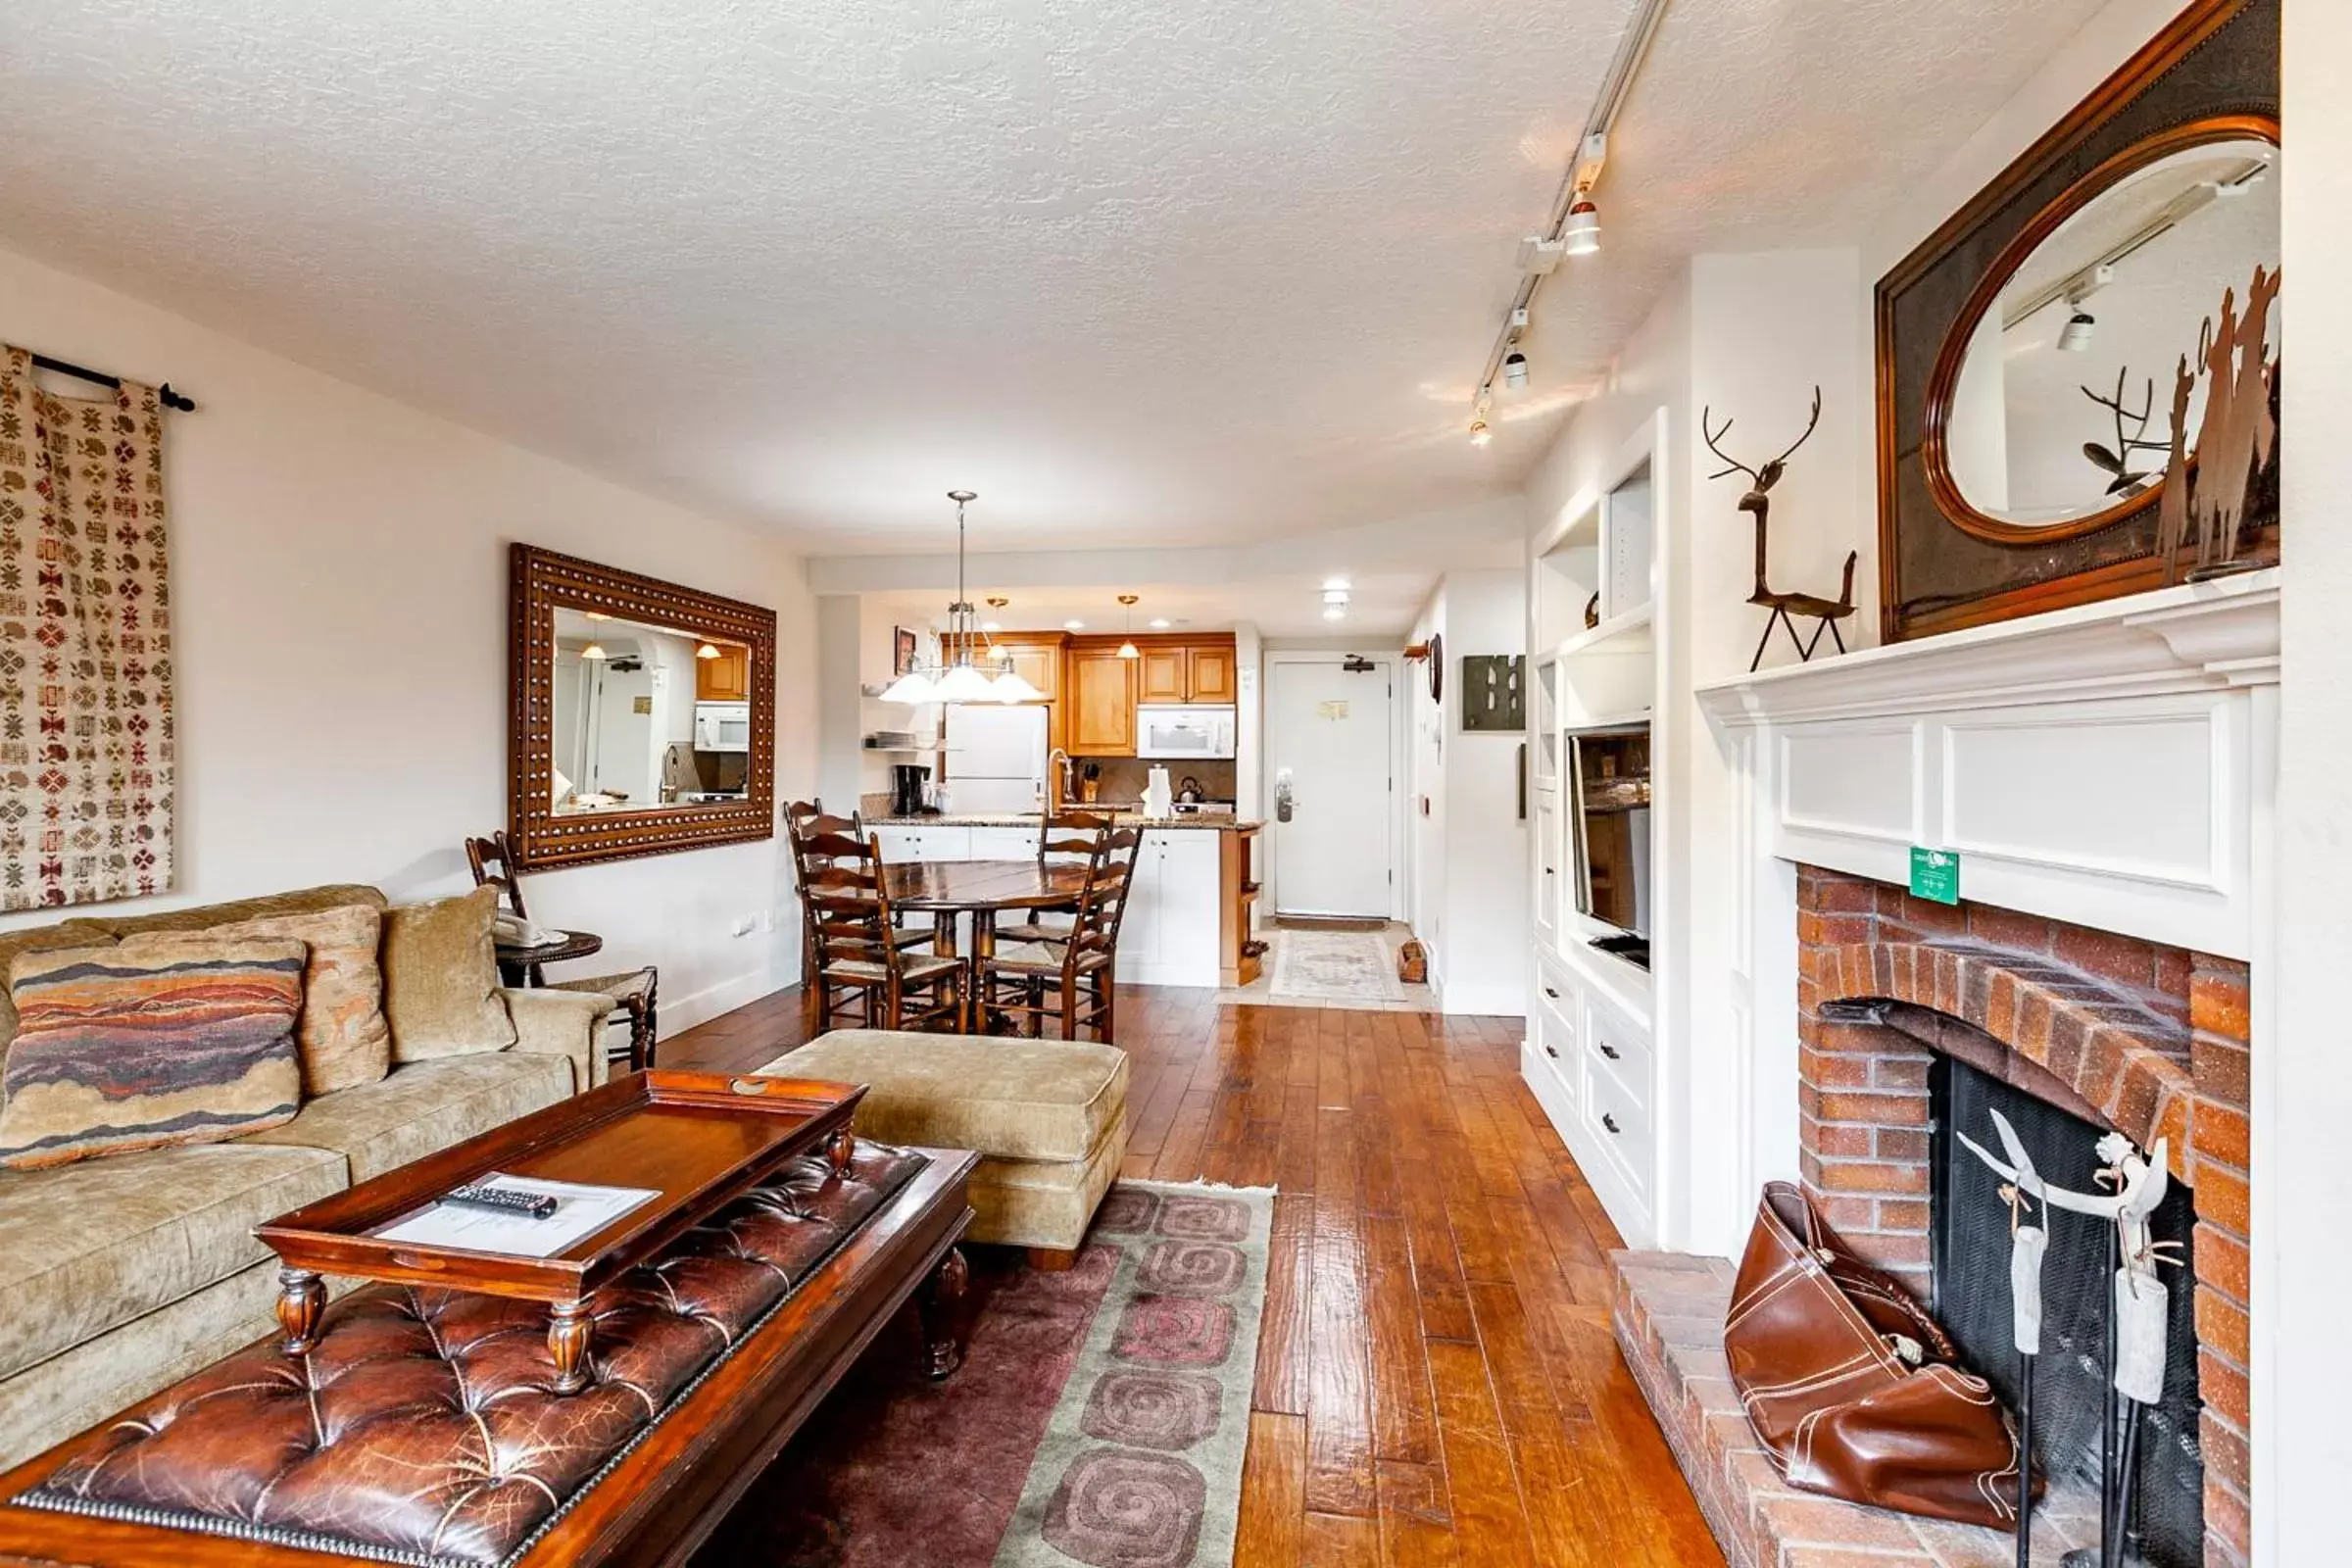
[1930,1054,2202,1567]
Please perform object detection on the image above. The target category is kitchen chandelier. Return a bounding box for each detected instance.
[880,490,1045,705]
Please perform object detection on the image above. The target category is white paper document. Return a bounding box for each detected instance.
[372,1174,662,1258]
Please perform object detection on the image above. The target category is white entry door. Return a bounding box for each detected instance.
[1268,657,1395,917]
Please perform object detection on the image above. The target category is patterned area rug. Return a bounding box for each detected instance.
[694,1180,1273,1568]
[1268,929,1404,1003]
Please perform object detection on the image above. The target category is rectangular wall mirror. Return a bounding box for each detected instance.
[508,544,776,868]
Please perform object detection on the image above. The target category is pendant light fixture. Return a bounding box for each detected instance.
[1115,595,1142,660]
[695,641,722,661]
[881,490,1045,705]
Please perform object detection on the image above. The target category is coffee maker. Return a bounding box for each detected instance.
[890,762,931,818]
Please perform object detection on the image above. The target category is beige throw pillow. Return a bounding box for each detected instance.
[381,886,516,1061]
[205,904,391,1096]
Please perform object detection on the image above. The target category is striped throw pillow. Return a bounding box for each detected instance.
[0,934,308,1169]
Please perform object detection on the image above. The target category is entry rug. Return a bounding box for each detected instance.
[695,1180,1274,1568]
[1269,929,1404,1003]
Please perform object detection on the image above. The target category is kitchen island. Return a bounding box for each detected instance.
[862,813,1261,989]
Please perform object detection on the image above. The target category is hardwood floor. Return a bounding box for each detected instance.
[663,985,1722,1566]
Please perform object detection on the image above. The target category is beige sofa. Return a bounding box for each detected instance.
[0,885,617,1467]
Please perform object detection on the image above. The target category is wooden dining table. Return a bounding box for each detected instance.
[882,858,1091,1031]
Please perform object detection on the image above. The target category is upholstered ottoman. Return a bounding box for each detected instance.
[760,1030,1127,1265]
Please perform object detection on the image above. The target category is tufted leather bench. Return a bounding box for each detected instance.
[0,1141,968,1568]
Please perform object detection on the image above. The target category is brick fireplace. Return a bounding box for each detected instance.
[1616,572,2279,1568]
[1794,865,2251,1565]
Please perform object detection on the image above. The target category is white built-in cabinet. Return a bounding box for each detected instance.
[1118,830,1222,987]
[1523,411,1667,1245]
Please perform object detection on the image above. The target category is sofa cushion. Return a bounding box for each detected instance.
[0,935,308,1169]
[380,887,516,1061]
[242,1052,574,1183]
[0,1140,345,1380]
[199,903,390,1097]
[0,1257,283,1471]
[763,1030,1128,1163]
[79,884,389,941]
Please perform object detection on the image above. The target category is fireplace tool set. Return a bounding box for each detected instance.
[1957,1114,2176,1568]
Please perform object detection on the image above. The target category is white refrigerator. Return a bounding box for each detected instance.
[943,705,1050,814]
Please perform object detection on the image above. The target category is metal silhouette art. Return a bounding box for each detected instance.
[1702,386,1857,671]
[2156,264,2280,583]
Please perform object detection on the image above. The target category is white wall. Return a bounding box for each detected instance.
[0,244,815,1032]
[1407,569,1529,1015]
[2269,0,2345,1559]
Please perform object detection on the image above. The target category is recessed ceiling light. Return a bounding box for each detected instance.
[1149,618,1171,630]
[1323,588,1351,607]
[1322,576,1351,592]
[1063,619,1085,631]
[1322,607,1348,621]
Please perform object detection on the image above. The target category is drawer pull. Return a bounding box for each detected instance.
[1601,1113,1621,1135]
[1599,1043,1621,1060]
[1543,986,1560,1000]
[1544,1044,1559,1059]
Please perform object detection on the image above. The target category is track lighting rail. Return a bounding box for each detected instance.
[1467,0,1673,436]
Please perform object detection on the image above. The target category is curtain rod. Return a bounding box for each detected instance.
[26,352,196,413]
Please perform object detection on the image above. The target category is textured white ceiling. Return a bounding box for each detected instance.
[2,0,2108,553]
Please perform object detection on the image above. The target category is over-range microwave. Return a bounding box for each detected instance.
[694,700,752,754]
[1136,705,1236,760]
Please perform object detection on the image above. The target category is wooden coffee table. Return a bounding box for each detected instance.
[256,1069,868,1394]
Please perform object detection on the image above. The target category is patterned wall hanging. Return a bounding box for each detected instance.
[0,348,173,909]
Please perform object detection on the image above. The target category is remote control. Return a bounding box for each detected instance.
[442,1183,560,1220]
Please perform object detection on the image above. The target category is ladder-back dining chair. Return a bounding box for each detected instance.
[464,831,659,1073]
[976,825,1141,1043]
[803,829,966,1033]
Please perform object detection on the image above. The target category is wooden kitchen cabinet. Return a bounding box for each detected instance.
[1186,644,1237,702]
[695,644,751,701]
[1138,647,1188,705]
[1067,648,1136,756]
[1004,642,1059,702]
[1132,641,1238,706]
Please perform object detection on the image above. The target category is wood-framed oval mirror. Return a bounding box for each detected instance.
[1873,0,2279,643]
[1924,114,2278,545]
[507,544,777,869]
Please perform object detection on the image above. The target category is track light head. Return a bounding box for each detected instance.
[2058,311,2096,353]
[1563,195,1600,257]
[1502,351,1529,389]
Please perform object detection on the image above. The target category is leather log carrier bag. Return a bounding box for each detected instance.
[1725,1182,2028,1528]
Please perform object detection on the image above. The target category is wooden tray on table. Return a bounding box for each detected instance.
[255,1068,868,1393]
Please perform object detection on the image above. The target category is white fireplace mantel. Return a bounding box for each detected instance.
[1696,568,2278,958]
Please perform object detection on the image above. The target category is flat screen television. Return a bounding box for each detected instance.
[1569,725,1651,968]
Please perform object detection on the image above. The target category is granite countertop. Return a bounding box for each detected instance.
[866,811,1260,831]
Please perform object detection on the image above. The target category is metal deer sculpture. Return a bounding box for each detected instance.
[2080,368,2169,499]
[1701,386,1858,671]
[2156,264,2280,583]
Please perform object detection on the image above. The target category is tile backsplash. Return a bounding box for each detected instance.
[1073,758,1235,804]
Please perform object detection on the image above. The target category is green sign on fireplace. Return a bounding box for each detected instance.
[1909,847,1960,906]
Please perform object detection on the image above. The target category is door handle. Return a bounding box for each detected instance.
[1275,769,1295,823]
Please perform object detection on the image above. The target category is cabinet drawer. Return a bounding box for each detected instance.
[1584,1003,1651,1111]
[1583,1062,1652,1196]
[965,826,1039,860]
[1530,999,1577,1097]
